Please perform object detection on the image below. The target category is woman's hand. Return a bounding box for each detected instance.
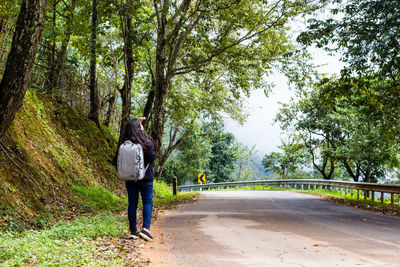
[138,117,146,131]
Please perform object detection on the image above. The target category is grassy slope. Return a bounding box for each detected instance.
[0,90,198,266]
[0,90,122,230]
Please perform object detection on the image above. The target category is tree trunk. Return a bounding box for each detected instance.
[0,0,48,137]
[154,129,189,180]
[237,160,243,180]
[151,85,168,157]
[88,0,100,126]
[105,89,117,127]
[117,1,134,147]
[142,89,155,130]
[150,53,169,156]
[45,0,57,92]
[54,0,76,88]
[0,17,13,74]
[105,40,120,127]
[343,160,360,182]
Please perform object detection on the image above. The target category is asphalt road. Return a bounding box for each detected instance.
[156,191,400,267]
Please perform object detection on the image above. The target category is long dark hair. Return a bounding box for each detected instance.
[123,119,153,149]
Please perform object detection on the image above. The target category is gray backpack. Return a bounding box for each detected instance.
[117,141,149,181]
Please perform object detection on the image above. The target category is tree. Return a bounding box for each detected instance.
[54,0,77,90]
[146,0,320,156]
[207,126,238,183]
[88,0,100,126]
[235,143,257,181]
[299,0,400,77]
[277,77,400,182]
[262,141,308,179]
[0,0,48,137]
[162,121,212,185]
[298,0,400,140]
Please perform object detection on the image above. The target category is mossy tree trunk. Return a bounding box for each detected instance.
[0,0,48,137]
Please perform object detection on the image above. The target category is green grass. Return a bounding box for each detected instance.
[71,185,127,212]
[0,213,127,266]
[153,181,198,207]
[1,180,198,266]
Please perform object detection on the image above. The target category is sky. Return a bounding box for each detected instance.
[224,47,344,157]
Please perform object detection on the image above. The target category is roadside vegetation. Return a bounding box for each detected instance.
[1,181,197,266]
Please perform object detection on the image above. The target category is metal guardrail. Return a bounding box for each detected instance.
[178,179,400,205]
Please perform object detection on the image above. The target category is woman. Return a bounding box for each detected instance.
[122,117,155,241]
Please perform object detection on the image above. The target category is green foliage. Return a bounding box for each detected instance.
[276,76,400,182]
[162,122,264,184]
[0,213,127,266]
[298,0,400,77]
[71,185,127,212]
[263,141,308,179]
[235,143,259,181]
[162,121,213,185]
[207,126,238,183]
[295,0,400,183]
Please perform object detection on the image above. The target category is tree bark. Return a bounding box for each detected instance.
[88,0,100,126]
[150,11,168,156]
[117,0,134,147]
[142,89,155,130]
[0,0,48,137]
[343,160,361,182]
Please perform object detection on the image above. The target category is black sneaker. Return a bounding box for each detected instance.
[139,229,153,241]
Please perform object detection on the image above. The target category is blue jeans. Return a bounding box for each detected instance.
[125,182,153,234]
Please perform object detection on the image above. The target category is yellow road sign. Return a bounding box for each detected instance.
[198,173,206,184]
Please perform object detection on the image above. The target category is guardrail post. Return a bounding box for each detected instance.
[371,191,375,202]
[391,193,394,206]
[173,178,177,196]
[381,192,384,203]
[357,189,360,200]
